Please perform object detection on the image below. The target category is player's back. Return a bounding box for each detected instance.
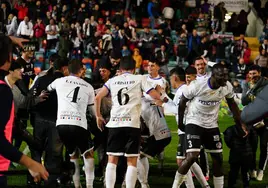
[105,73,153,128]
[53,75,95,128]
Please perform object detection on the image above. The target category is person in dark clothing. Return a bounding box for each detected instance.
[241,65,268,181]
[0,34,48,187]
[224,125,253,188]
[30,57,69,187]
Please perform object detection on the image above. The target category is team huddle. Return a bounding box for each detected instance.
[37,55,248,188]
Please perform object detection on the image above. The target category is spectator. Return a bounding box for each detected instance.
[31,0,44,22]
[17,16,33,39]
[228,13,239,36]
[147,0,159,29]
[139,27,154,59]
[58,16,70,34]
[195,12,208,36]
[60,4,70,23]
[232,58,247,83]
[176,32,188,66]
[232,80,243,93]
[51,5,59,22]
[111,8,124,28]
[238,9,250,35]
[45,18,59,50]
[43,11,52,26]
[155,44,169,77]
[187,29,200,63]
[96,18,106,37]
[241,40,251,65]
[33,18,45,44]
[1,1,10,24]
[201,0,211,14]
[254,48,268,77]
[77,2,89,25]
[91,4,102,21]
[133,48,142,74]
[14,1,28,22]
[121,45,130,57]
[6,11,18,36]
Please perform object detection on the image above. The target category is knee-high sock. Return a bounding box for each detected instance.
[70,158,80,188]
[213,176,224,188]
[191,162,209,187]
[83,157,95,187]
[185,170,195,188]
[137,157,149,185]
[172,171,187,188]
[105,163,117,188]
[126,166,138,188]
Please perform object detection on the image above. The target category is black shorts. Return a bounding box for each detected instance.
[141,136,171,159]
[107,127,141,157]
[185,124,222,153]
[57,125,93,156]
[177,134,187,159]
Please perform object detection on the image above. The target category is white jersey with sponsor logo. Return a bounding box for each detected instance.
[183,77,234,129]
[141,98,171,140]
[47,75,95,130]
[196,72,211,80]
[143,74,168,101]
[104,73,153,129]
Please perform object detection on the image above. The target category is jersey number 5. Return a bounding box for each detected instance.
[67,86,80,103]
[117,87,130,105]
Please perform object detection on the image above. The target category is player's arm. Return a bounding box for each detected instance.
[47,79,58,92]
[178,94,189,130]
[94,85,109,131]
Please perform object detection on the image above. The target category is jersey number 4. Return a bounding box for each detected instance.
[117,87,130,105]
[67,87,80,103]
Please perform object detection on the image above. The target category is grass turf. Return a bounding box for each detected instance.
[7,116,268,187]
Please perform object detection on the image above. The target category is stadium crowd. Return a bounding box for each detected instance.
[0,0,268,188]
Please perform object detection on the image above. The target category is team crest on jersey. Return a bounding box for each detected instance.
[216,142,222,149]
[213,135,220,141]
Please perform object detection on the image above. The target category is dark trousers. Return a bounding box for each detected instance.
[31,118,63,187]
[228,161,250,188]
[0,176,7,188]
[46,39,58,50]
[250,126,268,171]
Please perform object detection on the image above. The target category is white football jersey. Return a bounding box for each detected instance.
[196,72,211,80]
[141,98,171,140]
[104,73,153,129]
[183,78,234,129]
[163,84,187,135]
[47,75,95,130]
[143,74,168,101]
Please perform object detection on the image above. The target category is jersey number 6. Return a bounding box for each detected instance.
[117,87,130,105]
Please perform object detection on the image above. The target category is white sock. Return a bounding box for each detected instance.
[126,166,138,188]
[83,157,95,187]
[185,170,194,188]
[213,176,224,188]
[105,163,117,188]
[137,158,146,185]
[172,171,186,188]
[70,158,81,188]
[138,157,149,185]
[191,162,209,187]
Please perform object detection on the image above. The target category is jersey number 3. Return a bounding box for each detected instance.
[67,86,80,103]
[117,87,130,105]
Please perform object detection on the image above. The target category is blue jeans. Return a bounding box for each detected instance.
[150,16,155,29]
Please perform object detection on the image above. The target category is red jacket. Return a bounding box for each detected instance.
[14,3,28,20]
[34,23,46,38]
[243,48,251,65]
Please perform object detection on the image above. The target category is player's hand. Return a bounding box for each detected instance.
[241,123,249,138]
[154,100,163,107]
[9,36,29,48]
[96,116,106,132]
[201,56,208,64]
[28,160,49,182]
[38,90,49,102]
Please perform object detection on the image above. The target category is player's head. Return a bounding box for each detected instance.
[99,57,112,82]
[68,59,84,77]
[194,57,206,75]
[185,66,197,85]
[54,57,69,76]
[148,56,160,76]
[49,53,60,67]
[8,61,23,81]
[119,56,135,72]
[110,50,121,67]
[0,35,13,71]
[169,66,185,89]
[211,63,229,87]
[248,65,261,84]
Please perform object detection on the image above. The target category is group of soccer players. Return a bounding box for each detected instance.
[33,51,248,188]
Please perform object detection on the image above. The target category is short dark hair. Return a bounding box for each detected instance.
[68,59,83,74]
[170,66,185,81]
[54,57,68,71]
[185,66,197,75]
[120,56,135,71]
[212,63,226,74]
[193,56,204,64]
[110,50,121,59]
[248,65,261,73]
[0,35,12,67]
[49,53,60,63]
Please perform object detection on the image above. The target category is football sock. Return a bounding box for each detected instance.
[213,176,224,188]
[126,165,138,188]
[185,170,195,188]
[191,162,209,187]
[105,163,117,188]
[172,171,186,188]
[70,158,81,188]
[83,157,95,188]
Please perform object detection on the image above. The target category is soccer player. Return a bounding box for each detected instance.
[95,56,161,188]
[47,59,95,188]
[195,56,216,80]
[175,64,248,188]
[155,66,209,188]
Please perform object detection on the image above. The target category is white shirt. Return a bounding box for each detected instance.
[45,25,59,40]
[104,73,153,129]
[163,84,187,135]
[47,76,95,130]
[196,72,211,80]
[143,74,168,101]
[183,78,234,129]
[17,21,34,37]
[141,98,171,140]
